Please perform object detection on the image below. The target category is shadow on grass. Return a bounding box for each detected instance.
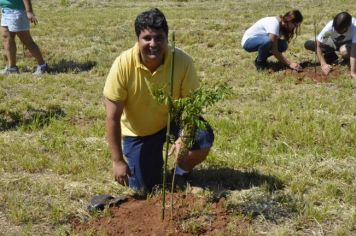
[49,59,96,74]
[0,105,65,131]
[267,60,324,72]
[266,60,320,71]
[266,61,287,72]
[190,167,284,192]
[189,167,298,221]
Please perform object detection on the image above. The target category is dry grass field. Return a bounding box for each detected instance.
[0,0,355,235]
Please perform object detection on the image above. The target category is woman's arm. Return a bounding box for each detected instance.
[269,33,302,71]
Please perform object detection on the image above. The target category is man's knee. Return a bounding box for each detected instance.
[304,40,316,51]
[177,148,210,171]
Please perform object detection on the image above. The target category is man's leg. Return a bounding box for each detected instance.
[123,129,166,193]
[171,121,214,190]
[304,39,316,51]
[305,37,337,52]
[173,120,214,172]
[1,27,17,67]
[177,149,210,171]
[304,38,339,63]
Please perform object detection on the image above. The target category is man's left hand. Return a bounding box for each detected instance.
[169,138,184,157]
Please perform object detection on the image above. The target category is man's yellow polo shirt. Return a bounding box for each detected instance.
[103,43,199,137]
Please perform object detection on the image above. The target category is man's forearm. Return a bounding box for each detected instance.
[350,44,356,78]
[350,57,356,78]
[106,119,125,162]
[316,41,327,66]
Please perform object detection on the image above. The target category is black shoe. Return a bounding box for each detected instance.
[324,52,339,64]
[255,58,268,71]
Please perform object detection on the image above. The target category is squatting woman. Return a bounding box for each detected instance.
[241,10,303,71]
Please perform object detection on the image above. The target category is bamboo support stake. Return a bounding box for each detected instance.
[170,151,178,219]
[161,31,175,221]
[314,19,317,75]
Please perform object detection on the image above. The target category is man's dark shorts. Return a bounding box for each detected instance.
[123,119,214,192]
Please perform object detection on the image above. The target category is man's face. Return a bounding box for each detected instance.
[138,28,168,69]
[336,27,348,34]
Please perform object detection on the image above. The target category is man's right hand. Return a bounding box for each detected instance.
[112,160,131,186]
[321,64,332,75]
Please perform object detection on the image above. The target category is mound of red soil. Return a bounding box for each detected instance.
[279,66,343,83]
[72,192,250,235]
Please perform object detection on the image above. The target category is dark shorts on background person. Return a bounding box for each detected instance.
[305,38,352,53]
[123,119,214,192]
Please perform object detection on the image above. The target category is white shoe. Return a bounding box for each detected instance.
[0,66,19,75]
[33,63,48,75]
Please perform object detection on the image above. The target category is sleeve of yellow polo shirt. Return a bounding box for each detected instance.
[103,56,127,102]
[180,56,199,97]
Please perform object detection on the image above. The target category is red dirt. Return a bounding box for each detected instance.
[278,66,343,83]
[72,192,250,235]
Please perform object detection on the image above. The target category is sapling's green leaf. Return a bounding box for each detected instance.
[153,83,232,148]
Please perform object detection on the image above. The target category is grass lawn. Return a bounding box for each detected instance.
[0,0,355,235]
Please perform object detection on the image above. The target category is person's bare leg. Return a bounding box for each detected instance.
[16,30,44,65]
[177,148,210,171]
[2,27,17,67]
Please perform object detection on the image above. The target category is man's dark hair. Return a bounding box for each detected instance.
[333,12,352,33]
[134,8,169,37]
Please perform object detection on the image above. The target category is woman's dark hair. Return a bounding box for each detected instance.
[134,8,168,37]
[280,9,303,42]
[333,12,352,33]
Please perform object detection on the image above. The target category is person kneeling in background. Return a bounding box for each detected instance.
[304,11,356,78]
[241,10,303,72]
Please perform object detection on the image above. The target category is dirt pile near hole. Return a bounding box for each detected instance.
[279,66,344,83]
[72,192,250,235]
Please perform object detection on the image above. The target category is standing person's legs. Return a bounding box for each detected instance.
[16,31,45,65]
[1,8,47,74]
[1,8,30,70]
[1,26,16,67]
